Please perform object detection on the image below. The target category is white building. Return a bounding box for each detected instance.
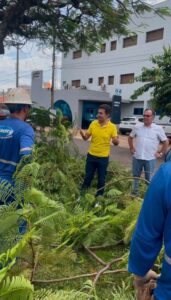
[31,70,111,128]
[61,0,171,118]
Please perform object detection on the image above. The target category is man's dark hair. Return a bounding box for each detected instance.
[6,104,31,113]
[99,104,111,116]
[144,108,155,117]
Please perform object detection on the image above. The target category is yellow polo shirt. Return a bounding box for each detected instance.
[87,120,117,157]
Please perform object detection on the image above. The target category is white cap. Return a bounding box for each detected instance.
[4,88,32,105]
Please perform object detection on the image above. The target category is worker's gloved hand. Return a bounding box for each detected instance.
[134,270,159,300]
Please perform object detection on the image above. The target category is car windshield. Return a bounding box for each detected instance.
[122,118,135,122]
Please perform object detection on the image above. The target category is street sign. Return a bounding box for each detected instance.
[111,95,121,124]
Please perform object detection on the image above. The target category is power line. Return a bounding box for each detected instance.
[0,67,52,83]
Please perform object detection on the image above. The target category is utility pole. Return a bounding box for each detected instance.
[51,35,56,108]
[7,41,23,87]
[16,43,20,87]
[2,89,5,102]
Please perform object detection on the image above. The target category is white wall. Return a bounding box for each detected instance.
[31,70,112,126]
[61,0,171,103]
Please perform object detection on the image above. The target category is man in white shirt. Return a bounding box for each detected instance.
[128,109,168,196]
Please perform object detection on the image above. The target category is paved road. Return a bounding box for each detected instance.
[73,135,163,170]
[73,136,132,168]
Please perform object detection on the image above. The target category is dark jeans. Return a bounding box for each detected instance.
[82,153,109,196]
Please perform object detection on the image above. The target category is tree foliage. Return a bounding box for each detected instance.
[0,0,170,54]
[131,47,171,116]
[0,112,158,299]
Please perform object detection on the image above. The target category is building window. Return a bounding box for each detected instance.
[108,75,114,85]
[120,73,134,84]
[72,80,81,88]
[98,77,104,86]
[88,78,93,84]
[134,108,143,115]
[123,35,137,48]
[146,28,164,43]
[73,50,82,59]
[110,40,117,51]
[100,43,106,53]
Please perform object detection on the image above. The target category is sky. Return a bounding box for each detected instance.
[0,42,62,92]
[0,0,166,92]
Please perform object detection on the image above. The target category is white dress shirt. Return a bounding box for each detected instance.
[130,123,167,160]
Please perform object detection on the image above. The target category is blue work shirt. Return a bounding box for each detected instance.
[128,162,171,300]
[0,117,34,182]
[165,148,171,162]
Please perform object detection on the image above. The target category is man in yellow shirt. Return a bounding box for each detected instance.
[80,104,119,196]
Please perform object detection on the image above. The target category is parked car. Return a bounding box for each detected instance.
[119,116,143,135]
[154,116,171,139]
[161,124,171,139]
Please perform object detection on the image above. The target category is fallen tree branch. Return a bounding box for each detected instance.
[32,269,127,284]
[29,238,39,282]
[93,257,123,286]
[84,246,106,266]
[89,240,123,250]
[96,176,149,195]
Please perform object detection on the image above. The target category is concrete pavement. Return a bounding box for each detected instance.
[73,134,132,167]
[73,134,163,169]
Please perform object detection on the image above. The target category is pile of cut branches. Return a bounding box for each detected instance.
[0,112,150,299]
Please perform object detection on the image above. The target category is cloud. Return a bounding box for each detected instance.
[0,42,62,91]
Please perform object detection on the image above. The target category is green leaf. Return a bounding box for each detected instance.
[35,288,89,300]
[0,276,34,300]
[106,188,122,197]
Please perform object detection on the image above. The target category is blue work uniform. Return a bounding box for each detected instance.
[128,162,171,300]
[0,117,34,183]
[164,148,171,162]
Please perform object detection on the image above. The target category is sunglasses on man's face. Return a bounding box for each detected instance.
[143,114,153,117]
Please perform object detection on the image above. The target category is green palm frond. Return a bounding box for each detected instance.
[35,288,89,300]
[0,180,14,204]
[124,219,137,245]
[0,276,34,300]
[0,232,33,281]
[112,281,134,300]
[24,188,65,211]
[14,161,40,202]
[0,205,21,235]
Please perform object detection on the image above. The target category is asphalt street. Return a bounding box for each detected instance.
[73,136,132,168]
[73,135,163,170]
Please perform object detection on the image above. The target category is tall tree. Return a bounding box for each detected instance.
[0,0,169,54]
[131,47,171,116]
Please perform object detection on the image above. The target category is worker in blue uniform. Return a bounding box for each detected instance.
[0,87,34,233]
[128,161,171,300]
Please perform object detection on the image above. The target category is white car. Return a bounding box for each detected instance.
[119,116,143,135]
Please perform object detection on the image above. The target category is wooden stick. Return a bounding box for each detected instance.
[32,269,127,284]
[93,258,123,286]
[89,240,123,250]
[84,246,106,266]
